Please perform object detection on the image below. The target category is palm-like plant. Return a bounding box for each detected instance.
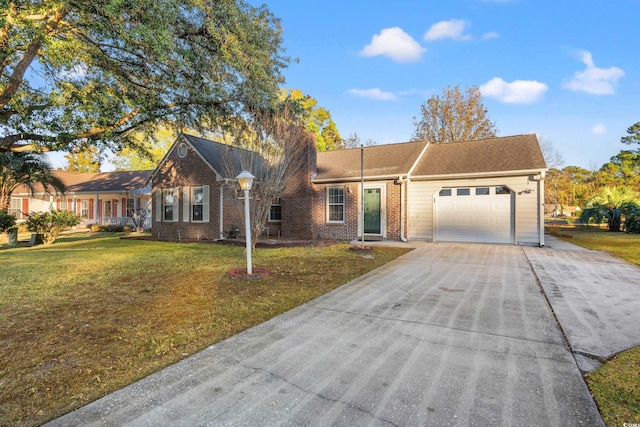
[0,152,65,212]
[580,187,640,231]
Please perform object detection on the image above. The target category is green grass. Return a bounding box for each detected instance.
[549,225,640,425]
[0,232,410,427]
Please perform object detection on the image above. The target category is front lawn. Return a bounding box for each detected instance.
[0,233,410,427]
[551,226,640,425]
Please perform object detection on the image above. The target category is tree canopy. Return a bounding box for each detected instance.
[621,122,640,145]
[281,89,343,151]
[1,0,289,154]
[64,145,102,172]
[411,85,498,143]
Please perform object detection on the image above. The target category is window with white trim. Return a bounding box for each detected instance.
[126,198,135,217]
[192,186,204,222]
[163,188,179,222]
[81,200,89,219]
[8,198,21,217]
[327,186,345,222]
[269,198,282,222]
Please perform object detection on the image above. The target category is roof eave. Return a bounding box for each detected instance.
[312,173,408,184]
[410,168,548,180]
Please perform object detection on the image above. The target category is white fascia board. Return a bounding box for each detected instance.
[410,168,547,181]
[312,173,407,184]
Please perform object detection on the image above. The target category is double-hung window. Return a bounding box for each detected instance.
[269,198,282,222]
[192,186,204,222]
[327,186,345,222]
[163,188,179,222]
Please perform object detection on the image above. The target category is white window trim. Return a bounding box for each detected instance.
[269,198,282,222]
[190,185,210,223]
[162,187,179,222]
[326,186,345,223]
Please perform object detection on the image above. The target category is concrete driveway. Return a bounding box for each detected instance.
[46,240,636,427]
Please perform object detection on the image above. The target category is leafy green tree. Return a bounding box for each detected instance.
[595,150,640,192]
[580,187,640,232]
[0,152,65,212]
[282,89,343,151]
[412,85,498,143]
[111,127,176,170]
[25,208,80,244]
[1,1,289,154]
[0,210,16,233]
[621,122,640,145]
[64,145,102,172]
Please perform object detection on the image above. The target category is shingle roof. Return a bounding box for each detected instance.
[13,170,153,195]
[181,134,266,179]
[314,140,427,181]
[411,134,546,177]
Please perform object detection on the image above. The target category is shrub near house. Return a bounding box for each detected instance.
[25,209,81,244]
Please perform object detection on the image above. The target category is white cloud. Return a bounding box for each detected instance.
[563,50,624,95]
[360,27,426,63]
[591,123,607,135]
[482,31,499,40]
[480,77,548,104]
[348,88,398,101]
[424,19,472,42]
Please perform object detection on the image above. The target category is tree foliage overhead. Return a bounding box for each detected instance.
[281,89,343,151]
[64,145,102,172]
[621,122,640,145]
[1,0,289,153]
[412,85,498,143]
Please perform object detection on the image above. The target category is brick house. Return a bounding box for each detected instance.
[151,133,548,246]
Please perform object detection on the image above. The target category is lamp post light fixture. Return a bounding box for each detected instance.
[236,170,255,275]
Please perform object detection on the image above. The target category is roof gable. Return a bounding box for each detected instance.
[411,134,547,177]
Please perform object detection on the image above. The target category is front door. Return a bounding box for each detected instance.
[364,188,381,234]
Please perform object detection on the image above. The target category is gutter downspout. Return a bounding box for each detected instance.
[539,171,546,247]
[398,176,408,242]
[219,183,225,240]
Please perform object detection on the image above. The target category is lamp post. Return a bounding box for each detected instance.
[236,170,255,275]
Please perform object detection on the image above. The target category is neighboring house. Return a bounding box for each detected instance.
[9,170,153,229]
[151,133,548,246]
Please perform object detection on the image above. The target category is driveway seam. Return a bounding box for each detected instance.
[308,305,572,360]
[521,247,602,367]
[234,358,402,427]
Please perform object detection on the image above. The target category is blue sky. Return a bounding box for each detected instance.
[253,0,640,170]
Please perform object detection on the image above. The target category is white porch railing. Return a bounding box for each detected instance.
[94,216,152,230]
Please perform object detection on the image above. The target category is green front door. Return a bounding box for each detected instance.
[364,188,381,234]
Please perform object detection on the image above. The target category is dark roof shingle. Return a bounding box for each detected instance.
[412,134,546,177]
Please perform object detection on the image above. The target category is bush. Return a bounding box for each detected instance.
[25,209,81,244]
[123,225,133,232]
[0,211,17,233]
[625,213,640,234]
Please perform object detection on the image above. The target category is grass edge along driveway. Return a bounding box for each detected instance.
[0,232,410,427]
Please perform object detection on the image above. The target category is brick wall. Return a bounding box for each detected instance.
[152,140,236,241]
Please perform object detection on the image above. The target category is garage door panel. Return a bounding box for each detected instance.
[436,187,513,244]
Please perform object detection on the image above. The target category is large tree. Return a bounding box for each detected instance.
[64,145,102,172]
[217,102,312,248]
[282,89,343,151]
[1,1,289,154]
[412,85,498,143]
[0,151,64,212]
[621,122,640,145]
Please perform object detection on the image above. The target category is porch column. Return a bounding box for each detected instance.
[94,194,99,223]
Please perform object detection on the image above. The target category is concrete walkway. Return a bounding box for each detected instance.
[525,236,640,372]
[45,240,637,427]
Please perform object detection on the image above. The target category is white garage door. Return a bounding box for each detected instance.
[435,186,513,243]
